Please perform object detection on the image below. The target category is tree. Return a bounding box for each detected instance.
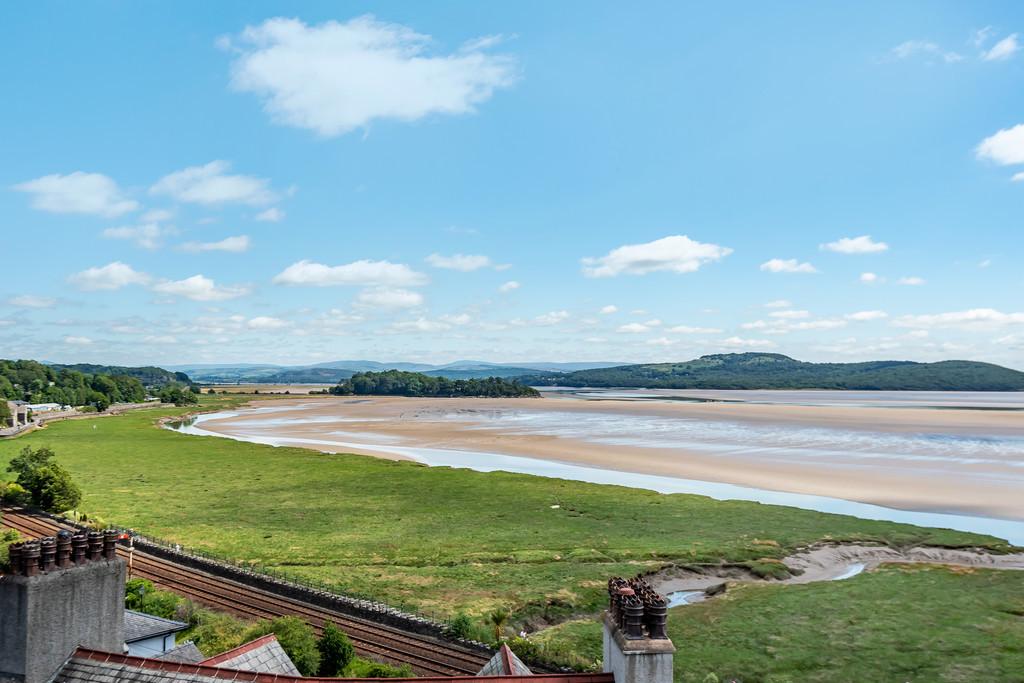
[489,609,510,642]
[0,399,10,427]
[6,446,82,512]
[317,622,354,676]
[34,466,82,512]
[246,617,320,676]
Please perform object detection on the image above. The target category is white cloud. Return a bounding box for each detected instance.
[582,235,732,277]
[820,235,888,254]
[143,335,178,344]
[180,236,251,253]
[646,337,678,347]
[742,317,846,334]
[151,161,278,206]
[534,310,570,326]
[12,172,138,217]
[764,299,792,309]
[976,124,1024,166]
[894,308,1024,330]
[273,259,428,287]
[897,276,925,286]
[498,280,520,293]
[141,208,174,223]
[247,316,290,330]
[618,322,652,334]
[760,258,818,274]
[846,310,888,321]
[356,286,424,309]
[8,295,56,308]
[719,336,776,349]
[973,26,994,48]
[426,253,492,271]
[860,272,881,284]
[69,262,151,291]
[255,207,285,222]
[391,317,450,332]
[889,40,962,63]
[600,305,619,315]
[668,325,722,334]
[224,16,517,137]
[103,223,176,249]
[152,275,251,301]
[982,33,1019,61]
[1012,172,1024,182]
[64,336,93,346]
[769,309,811,319]
[979,259,993,268]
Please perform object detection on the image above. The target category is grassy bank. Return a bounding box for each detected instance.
[0,396,1013,642]
[536,564,1024,681]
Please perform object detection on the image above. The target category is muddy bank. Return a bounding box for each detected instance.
[651,543,1024,604]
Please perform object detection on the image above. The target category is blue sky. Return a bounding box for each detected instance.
[2,1,1023,368]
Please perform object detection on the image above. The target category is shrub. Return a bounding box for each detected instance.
[6,446,82,512]
[448,613,473,640]
[317,622,355,676]
[245,616,320,676]
[346,659,415,678]
[0,481,31,506]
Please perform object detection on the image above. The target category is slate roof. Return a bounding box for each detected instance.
[477,645,533,676]
[54,648,616,683]
[124,610,189,643]
[200,634,301,676]
[154,642,205,664]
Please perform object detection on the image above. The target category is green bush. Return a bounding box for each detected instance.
[317,622,355,676]
[345,659,415,678]
[0,481,31,506]
[448,613,473,640]
[245,616,320,676]
[6,446,82,512]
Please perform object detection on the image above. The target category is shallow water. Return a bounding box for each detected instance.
[165,408,1024,545]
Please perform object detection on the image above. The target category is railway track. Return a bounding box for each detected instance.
[1,509,490,677]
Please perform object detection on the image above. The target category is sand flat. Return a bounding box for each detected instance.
[191,393,1024,522]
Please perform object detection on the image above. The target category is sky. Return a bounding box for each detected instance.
[2,1,1023,369]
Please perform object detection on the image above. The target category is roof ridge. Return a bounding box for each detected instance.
[200,633,281,666]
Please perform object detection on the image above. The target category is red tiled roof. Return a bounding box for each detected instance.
[70,648,615,683]
[201,634,279,666]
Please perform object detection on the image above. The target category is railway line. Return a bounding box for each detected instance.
[1,509,491,677]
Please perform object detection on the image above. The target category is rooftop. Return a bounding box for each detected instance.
[54,649,616,683]
[124,609,190,643]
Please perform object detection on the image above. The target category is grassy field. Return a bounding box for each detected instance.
[537,564,1024,681]
[0,396,1017,669]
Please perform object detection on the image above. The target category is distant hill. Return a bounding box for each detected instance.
[173,360,624,383]
[524,353,1024,391]
[49,363,189,388]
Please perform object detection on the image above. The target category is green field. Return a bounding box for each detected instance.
[540,564,1024,682]
[1,396,1019,676]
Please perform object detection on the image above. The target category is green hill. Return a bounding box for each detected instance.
[49,363,189,388]
[526,353,1024,391]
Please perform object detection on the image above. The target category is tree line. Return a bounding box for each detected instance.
[329,370,540,397]
[0,359,147,411]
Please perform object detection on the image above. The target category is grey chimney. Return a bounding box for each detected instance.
[0,530,126,683]
[603,576,675,683]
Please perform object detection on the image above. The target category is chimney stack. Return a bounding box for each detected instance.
[1,531,126,683]
[603,575,675,683]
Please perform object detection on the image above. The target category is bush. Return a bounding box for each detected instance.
[188,610,253,656]
[0,528,22,572]
[245,616,320,676]
[6,446,82,512]
[448,613,473,640]
[317,622,355,676]
[0,481,31,506]
[345,659,415,678]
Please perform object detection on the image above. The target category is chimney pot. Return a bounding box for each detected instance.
[22,541,41,577]
[102,530,118,560]
[56,531,73,568]
[86,531,103,562]
[40,537,57,572]
[8,542,24,576]
[71,533,88,564]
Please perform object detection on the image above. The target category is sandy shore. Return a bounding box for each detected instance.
[184,393,1024,523]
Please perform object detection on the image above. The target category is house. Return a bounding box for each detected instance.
[0,530,672,683]
[4,400,30,429]
[26,403,63,413]
[124,610,190,658]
